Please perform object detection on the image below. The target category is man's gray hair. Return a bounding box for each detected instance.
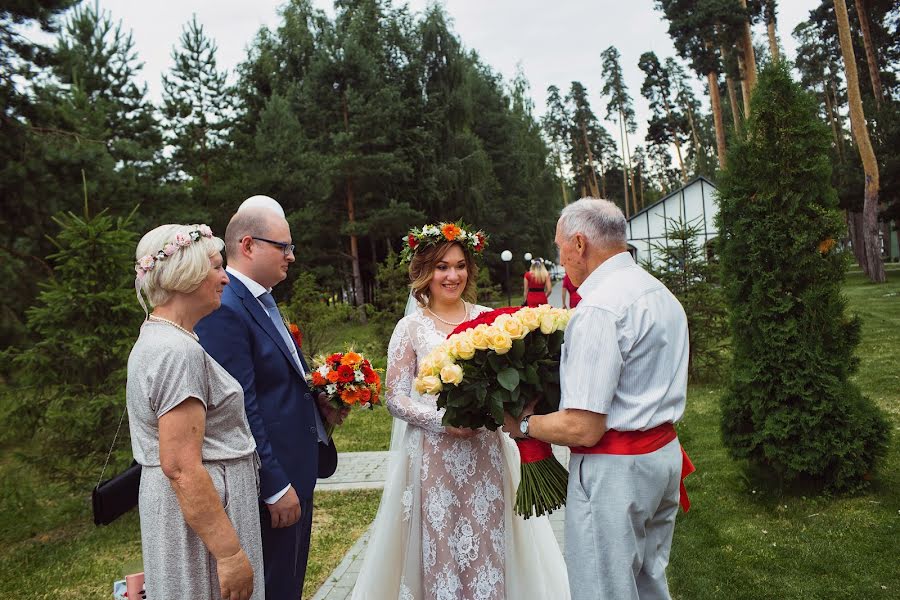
[558,198,627,248]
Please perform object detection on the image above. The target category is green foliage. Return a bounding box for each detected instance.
[645,216,728,382]
[3,201,142,482]
[715,63,890,493]
[282,272,355,359]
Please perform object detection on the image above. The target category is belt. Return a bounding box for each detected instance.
[571,423,695,512]
[528,288,545,292]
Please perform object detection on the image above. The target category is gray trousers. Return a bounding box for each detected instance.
[565,438,682,600]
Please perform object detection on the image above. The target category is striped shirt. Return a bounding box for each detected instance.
[559,252,688,431]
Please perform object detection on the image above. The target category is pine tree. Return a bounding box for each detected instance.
[716,63,889,492]
[161,15,232,209]
[600,46,639,215]
[638,51,689,183]
[542,85,572,205]
[0,0,78,347]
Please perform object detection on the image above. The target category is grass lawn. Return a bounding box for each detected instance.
[0,481,381,599]
[667,270,899,599]
[0,268,895,598]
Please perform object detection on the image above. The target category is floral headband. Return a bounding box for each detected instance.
[400,221,487,263]
[135,224,214,280]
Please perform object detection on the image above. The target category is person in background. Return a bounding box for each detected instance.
[561,272,582,309]
[523,258,552,307]
[128,223,263,600]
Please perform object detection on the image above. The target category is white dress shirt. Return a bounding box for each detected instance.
[559,252,689,431]
[226,266,294,504]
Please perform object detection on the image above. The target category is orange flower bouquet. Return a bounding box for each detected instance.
[306,351,382,437]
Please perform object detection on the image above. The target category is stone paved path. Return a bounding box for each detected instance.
[312,445,570,600]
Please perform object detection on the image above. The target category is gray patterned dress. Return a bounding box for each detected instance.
[126,321,264,599]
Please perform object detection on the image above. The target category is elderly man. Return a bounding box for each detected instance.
[197,200,344,599]
[503,198,694,600]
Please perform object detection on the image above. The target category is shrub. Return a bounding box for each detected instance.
[715,63,889,493]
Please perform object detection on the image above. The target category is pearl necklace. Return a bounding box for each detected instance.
[427,302,470,327]
[147,314,199,342]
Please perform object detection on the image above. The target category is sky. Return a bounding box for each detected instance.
[42,0,821,147]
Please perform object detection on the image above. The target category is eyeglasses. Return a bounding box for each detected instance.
[252,237,295,256]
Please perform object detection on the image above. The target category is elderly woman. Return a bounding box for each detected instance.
[127,224,263,600]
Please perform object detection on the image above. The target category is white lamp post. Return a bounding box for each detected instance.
[500,250,513,306]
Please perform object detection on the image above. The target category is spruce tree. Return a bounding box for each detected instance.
[716,63,889,492]
[6,199,142,481]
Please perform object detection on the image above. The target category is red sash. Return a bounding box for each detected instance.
[571,423,695,512]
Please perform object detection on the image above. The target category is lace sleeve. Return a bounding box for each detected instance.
[385,318,446,433]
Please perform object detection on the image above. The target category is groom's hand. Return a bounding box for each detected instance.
[267,486,301,528]
[317,392,350,426]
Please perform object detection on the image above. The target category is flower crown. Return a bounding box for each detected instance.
[135,224,214,280]
[400,221,487,263]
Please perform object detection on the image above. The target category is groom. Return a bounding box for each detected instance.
[504,198,693,600]
[197,197,343,599]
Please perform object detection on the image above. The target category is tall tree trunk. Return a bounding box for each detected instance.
[341,92,369,318]
[765,0,780,61]
[663,100,688,182]
[738,0,758,92]
[737,51,752,118]
[829,78,847,158]
[598,153,607,198]
[707,70,728,169]
[617,112,630,217]
[579,121,600,197]
[725,68,742,131]
[554,151,569,204]
[847,210,867,269]
[835,0,885,282]
[853,0,884,107]
[683,95,701,151]
[822,82,844,162]
[623,121,638,215]
[639,167,645,209]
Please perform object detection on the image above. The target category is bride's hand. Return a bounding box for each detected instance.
[446,426,479,439]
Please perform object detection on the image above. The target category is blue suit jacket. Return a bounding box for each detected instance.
[196,276,322,500]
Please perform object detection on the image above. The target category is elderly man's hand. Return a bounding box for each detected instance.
[501,399,538,439]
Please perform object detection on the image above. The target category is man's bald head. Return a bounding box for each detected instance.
[225,207,281,255]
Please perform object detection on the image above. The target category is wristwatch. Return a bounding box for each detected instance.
[519,415,532,438]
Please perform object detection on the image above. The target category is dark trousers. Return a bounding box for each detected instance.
[260,495,314,599]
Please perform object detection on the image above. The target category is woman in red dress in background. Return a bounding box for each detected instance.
[561,272,581,308]
[523,259,552,307]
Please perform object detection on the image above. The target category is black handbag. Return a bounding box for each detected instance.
[91,404,141,526]
[92,460,141,525]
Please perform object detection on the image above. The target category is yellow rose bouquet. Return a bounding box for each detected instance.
[413,305,572,518]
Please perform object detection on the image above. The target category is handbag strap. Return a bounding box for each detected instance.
[96,403,128,488]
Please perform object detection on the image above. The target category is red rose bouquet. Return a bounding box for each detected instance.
[306,351,382,437]
[414,306,571,518]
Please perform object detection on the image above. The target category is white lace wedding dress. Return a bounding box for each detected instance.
[351,305,570,600]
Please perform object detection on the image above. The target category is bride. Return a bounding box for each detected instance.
[352,223,569,600]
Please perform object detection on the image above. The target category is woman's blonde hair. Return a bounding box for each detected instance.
[529,259,549,285]
[409,241,478,307]
[136,224,224,307]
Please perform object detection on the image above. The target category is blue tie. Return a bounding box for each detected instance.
[258,292,328,443]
